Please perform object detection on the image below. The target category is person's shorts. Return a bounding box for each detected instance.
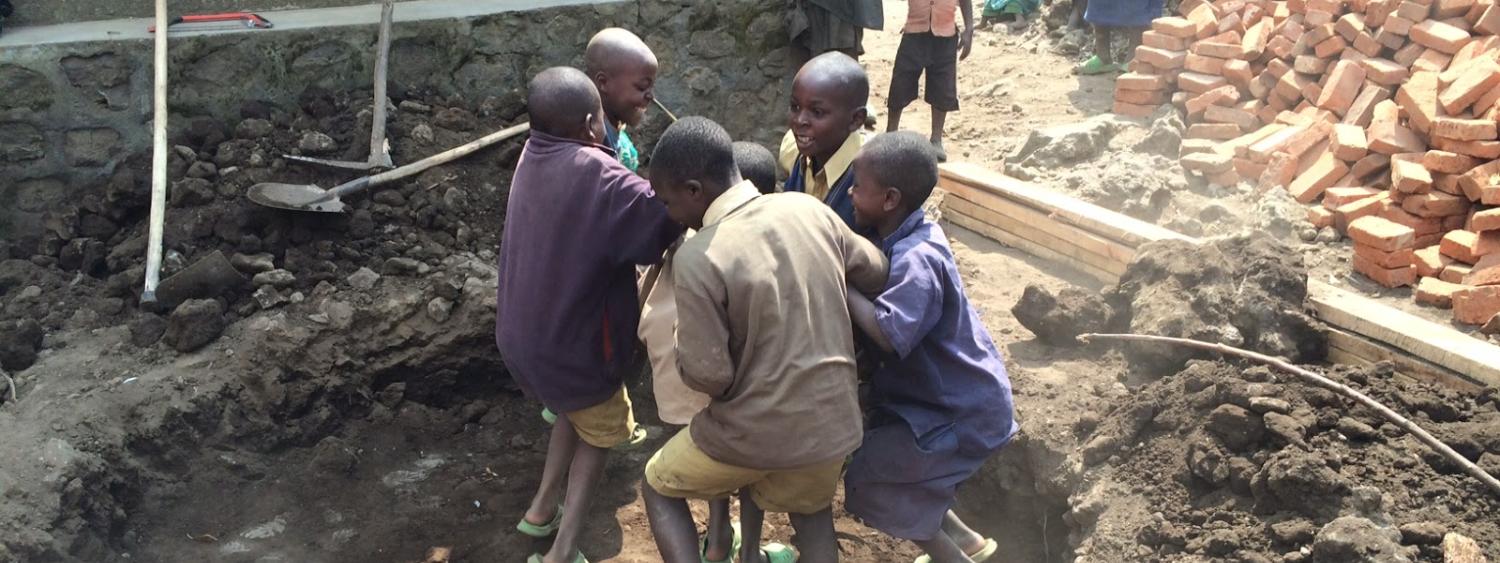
[645,429,843,514]
[565,386,637,448]
[889,32,961,112]
[844,421,995,541]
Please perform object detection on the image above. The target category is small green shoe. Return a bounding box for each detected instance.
[528,552,588,563]
[1075,54,1114,75]
[761,543,798,563]
[515,506,563,538]
[541,407,557,425]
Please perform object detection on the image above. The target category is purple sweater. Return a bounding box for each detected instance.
[495,132,683,412]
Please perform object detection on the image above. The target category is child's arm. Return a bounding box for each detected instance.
[672,256,735,398]
[607,171,687,267]
[959,0,975,60]
[838,222,891,296]
[847,289,895,354]
[857,252,945,359]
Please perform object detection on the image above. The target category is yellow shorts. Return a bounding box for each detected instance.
[565,387,637,448]
[645,429,843,514]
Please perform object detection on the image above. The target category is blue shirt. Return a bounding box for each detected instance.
[869,210,1019,454]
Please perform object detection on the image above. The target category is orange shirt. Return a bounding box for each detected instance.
[904,0,959,36]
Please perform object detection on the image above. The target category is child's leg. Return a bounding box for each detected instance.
[915,533,976,563]
[931,111,948,144]
[642,484,703,562]
[888,35,925,133]
[524,416,579,526]
[1071,0,1088,28]
[1095,26,1115,65]
[703,498,735,561]
[787,507,840,563]
[543,439,610,563]
[738,490,767,563]
[940,511,989,554]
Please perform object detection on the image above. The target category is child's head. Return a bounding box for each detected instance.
[585,28,659,129]
[732,142,778,194]
[527,67,607,144]
[649,117,743,230]
[850,132,939,231]
[789,52,869,164]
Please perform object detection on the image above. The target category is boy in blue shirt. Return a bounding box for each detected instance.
[843,132,1019,563]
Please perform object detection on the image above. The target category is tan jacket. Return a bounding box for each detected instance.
[674,186,889,469]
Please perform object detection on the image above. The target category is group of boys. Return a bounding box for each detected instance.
[496,17,1015,563]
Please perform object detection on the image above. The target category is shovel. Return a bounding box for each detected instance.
[248,122,530,213]
[284,1,396,171]
[154,250,246,309]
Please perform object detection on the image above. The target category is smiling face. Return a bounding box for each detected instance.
[596,56,658,129]
[789,71,865,165]
[850,156,900,231]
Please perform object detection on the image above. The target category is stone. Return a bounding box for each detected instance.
[1207,404,1265,451]
[215,140,257,168]
[186,161,218,179]
[1271,519,1318,545]
[1258,451,1349,517]
[64,128,122,166]
[1135,113,1186,157]
[254,286,288,310]
[308,437,359,476]
[1337,417,1381,441]
[427,297,454,323]
[410,123,435,144]
[1010,118,1117,168]
[163,299,226,353]
[60,53,132,90]
[129,315,168,348]
[384,257,423,276]
[1249,397,1292,414]
[78,214,119,239]
[235,118,274,140]
[1442,533,1487,563]
[298,132,338,154]
[170,178,217,207]
[433,108,476,131]
[17,286,43,300]
[347,267,381,290]
[0,121,46,162]
[0,319,44,371]
[1263,411,1309,447]
[399,100,432,113]
[0,65,55,111]
[1311,517,1411,563]
[251,269,296,288]
[230,253,276,274]
[373,190,406,207]
[1011,284,1114,346]
[1397,522,1445,545]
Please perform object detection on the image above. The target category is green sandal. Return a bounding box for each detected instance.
[1075,55,1116,75]
[701,522,743,563]
[527,552,588,563]
[515,506,563,538]
[913,538,998,563]
[541,407,557,425]
[761,543,798,563]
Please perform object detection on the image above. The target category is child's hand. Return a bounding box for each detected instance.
[959,28,975,61]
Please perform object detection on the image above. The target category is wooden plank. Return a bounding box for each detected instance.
[945,197,1128,278]
[1309,281,1500,388]
[1325,327,1486,392]
[940,162,1197,246]
[943,210,1120,284]
[943,194,1135,273]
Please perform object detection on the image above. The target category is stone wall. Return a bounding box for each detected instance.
[0,0,790,250]
[10,0,423,28]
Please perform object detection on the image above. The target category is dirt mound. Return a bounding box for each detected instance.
[1068,360,1500,561]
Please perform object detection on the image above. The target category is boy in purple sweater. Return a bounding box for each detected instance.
[496,67,683,563]
[843,132,1018,563]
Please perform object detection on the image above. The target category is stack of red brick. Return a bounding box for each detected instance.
[1113,0,1500,326]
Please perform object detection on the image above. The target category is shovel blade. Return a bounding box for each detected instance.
[247,182,347,213]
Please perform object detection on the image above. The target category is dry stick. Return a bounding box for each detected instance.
[652,97,679,122]
[142,0,169,303]
[1077,332,1500,498]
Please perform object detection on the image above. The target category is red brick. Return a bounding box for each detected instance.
[1307,8,1337,26]
[1354,253,1419,286]
[1260,152,1300,189]
[1117,88,1171,106]
[1356,243,1419,268]
[1293,55,1331,74]
[1422,150,1482,174]
[1275,71,1316,101]
[1184,53,1227,74]
[1317,61,1368,116]
[1434,58,1494,114]
[1290,150,1351,202]
[1248,125,1307,161]
[1180,139,1220,155]
[1453,285,1500,323]
[1369,0,1396,27]
[1350,215,1419,250]
[1442,262,1474,282]
[1136,46,1189,70]
[1402,191,1472,217]
[1113,100,1158,117]
[1472,208,1500,231]
[1229,124,1289,157]
[1458,160,1500,200]
[1315,35,1350,57]
[1116,72,1169,91]
[1186,85,1241,114]
[1331,123,1370,160]
[1368,119,1429,155]
[1412,48,1454,73]
[1243,17,1274,55]
[1397,1,1433,21]
[1182,151,1237,173]
[1384,206,1446,234]
[1208,168,1242,186]
[1476,2,1500,34]
[1396,71,1443,136]
[1350,152,1393,178]
[1179,71,1231,94]
[1309,206,1336,227]
[1350,30,1383,56]
[1324,186,1383,208]
[1435,173,1467,195]
[1391,154,1435,193]
[1337,12,1370,38]
[1153,17,1201,37]
[1218,12,1246,34]
[1268,34,1298,58]
[1415,245,1455,276]
[1432,117,1499,141]
[1436,0,1477,18]
[1342,83,1393,127]
[1410,19,1473,53]
[1393,41,1426,66]
[1444,213,1468,231]
[1189,4,1222,38]
[1305,21,1338,45]
[1434,137,1500,159]
[1415,276,1466,307]
[1221,59,1256,87]
[1440,229,1500,263]
[1359,59,1409,87]
[1336,193,1394,232]
[1195,41,1251,58]
[1187,123,1248,139]
[1464,253,1500,285]
[1385,14,1418,33]
[1205,104,1261,130]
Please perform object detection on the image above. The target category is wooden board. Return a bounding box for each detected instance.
[941,162,1198,246]
[1309,282,1500,388]
[943,194,1134,276]
[1324,327,1486,393]
[943,209,1120,284]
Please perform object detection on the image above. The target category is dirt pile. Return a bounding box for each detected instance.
[1064,359,1500,561]
[1013,231,1327,375]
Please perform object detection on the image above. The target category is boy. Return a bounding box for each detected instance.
[886,0,974,163]
[842,132,1018,563]
[734,141,779,194]
[585,28,658,172]
[641,117,888,563]
[495,67,683,563]
[779,52,870,229]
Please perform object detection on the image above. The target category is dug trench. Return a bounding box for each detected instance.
[2,87,1498,562]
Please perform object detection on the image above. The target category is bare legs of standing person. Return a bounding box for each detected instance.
[523,417,611,563]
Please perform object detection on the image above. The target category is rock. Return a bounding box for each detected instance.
[308,437,358,476]
[1270,519,1318,545]
[1263,411,1309,447]
[384,257,422,276]
[1188,435,1230,485]
[0,319,45,371]
[1257,451,1349,517]
[298,132,338,154]
[434,275,464,301]
[377,382,405,408]
[410,123,435,144]
[399,100,432,113]
[129,315,168,348]
[1249,397,1292,414]
[1207,404,1265,452]
[319,300,355,330]
[1009,117,1115,168]
[163,299,226,352]
[347,267,381,290]
[254,286,288,310]
[1441,533,1486,563]
[1316,227,1342,243]
[252,269,296,288]
[215,139,258,168]
[230,253,276,274]
[1479,314,1500,336]
[373,190,406,207]
[78,213,119,239]
[433,107,476,131]
[1011,284,1113,346]
[17,286,43,300]
[1134,113,1184,157]
[1311,517,1411,563]
[235,118,274,140]
[427,297,453,323]
[170,178,217,207]
[186,161,218,179]
[1336,417,1380,441]
[1397,522,1445,546]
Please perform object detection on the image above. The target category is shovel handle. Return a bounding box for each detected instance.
[326,122,531,200]
[369,2,395,167]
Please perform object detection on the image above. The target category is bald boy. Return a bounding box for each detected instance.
[780,52,871,229]
[585,28,659,172]
[497,67,682,563]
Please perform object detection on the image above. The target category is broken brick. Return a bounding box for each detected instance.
[1440,229,1500,263]
[1464,253,1500,285]
[1113,100,1158,117]
[1453,285,1500,323]
[1205,105,1261,131]
[1472,208,1500,231]
[1182,151,1236,174]
[1391,154,1435,193]
[1415,245,1455,276]
[1187,123,1246,140]
[1290,150,1350,202]
[1153,17,1200,38]
[1309,206,1336,228]
[1415,276,1466,307]
[1332,123,1370,161]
